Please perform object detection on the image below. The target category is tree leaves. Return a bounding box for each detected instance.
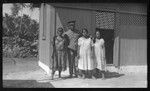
[11,3,40,17]
[3,14,39,58]
[11,3,22,17]
[3,3,39,58]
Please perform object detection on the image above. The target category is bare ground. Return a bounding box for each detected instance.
[2,57,147,88]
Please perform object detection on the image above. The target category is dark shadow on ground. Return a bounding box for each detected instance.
[94,69,125,79]
[61,76,77,80]
[104,71,125,79]
[56,70,125,80]
[3,80,55,88]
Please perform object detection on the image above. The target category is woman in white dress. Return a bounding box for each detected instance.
[77,28,97,79]
[93,30,106,79]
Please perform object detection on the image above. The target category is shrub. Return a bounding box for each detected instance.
[3,14,39,58]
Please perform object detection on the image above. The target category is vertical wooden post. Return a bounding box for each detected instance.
[113,11,121,68]
[38,3,56,75]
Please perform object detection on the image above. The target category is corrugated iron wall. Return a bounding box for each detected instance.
[55,7,94,36]
[54,3,147,66]
[119,10,147,66]
[43,3,147,68]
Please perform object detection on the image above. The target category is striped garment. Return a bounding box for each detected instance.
[64,29,79,51]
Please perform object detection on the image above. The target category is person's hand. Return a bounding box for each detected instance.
[92,37,94,40]
[90,36,94,40]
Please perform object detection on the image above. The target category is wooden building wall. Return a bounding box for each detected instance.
[39,3,147,73]
[119,11,147,66]
[55,7,95,36]
[38,4,55,74]
[54,3,147,66]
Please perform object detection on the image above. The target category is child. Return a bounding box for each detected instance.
[77,28,96,79]
[93,29,106,79]
[51,27,68,80]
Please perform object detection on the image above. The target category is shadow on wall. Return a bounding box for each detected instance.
[56,12,65,32]
[56,8,92,34]
[3,80,54,88]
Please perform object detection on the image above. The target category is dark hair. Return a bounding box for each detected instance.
[95,29,100,35]
[57,27,64,32]
[81,28,88,34]
[67,21,76,27]
[67,20,76,24]
[93,29,102,43]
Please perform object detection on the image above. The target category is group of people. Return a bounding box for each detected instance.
[51,21,106,80]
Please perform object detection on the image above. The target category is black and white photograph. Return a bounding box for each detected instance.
[2,2,147,88]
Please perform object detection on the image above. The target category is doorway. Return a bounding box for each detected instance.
[95,28,114,64]
[95,11,115,64]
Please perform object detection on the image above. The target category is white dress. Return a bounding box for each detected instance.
[78,37,96,70]
[93,38,106,71]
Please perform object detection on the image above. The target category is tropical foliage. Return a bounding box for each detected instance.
[3,13,39,58]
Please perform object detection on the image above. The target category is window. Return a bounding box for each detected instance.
[96,11,115,29]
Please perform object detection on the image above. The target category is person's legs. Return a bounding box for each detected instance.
[96,68,102,78]
[78,69,82,78]
[79,70,85,79]
[51,53,57,80]
[51,70,55,80]
[68,49,73,77]
[72,51,77,77]
[91,69,97,79]
[87,70,94,79]
[57,51,63,78]
[101,70,105,80]
[58,70,62,78]
[75,56,79,76]
[62,51,67,71]
[82,70,86,79]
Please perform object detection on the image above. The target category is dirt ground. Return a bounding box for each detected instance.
[2,57,147,88]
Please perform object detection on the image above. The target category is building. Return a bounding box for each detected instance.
[38,3,147,75]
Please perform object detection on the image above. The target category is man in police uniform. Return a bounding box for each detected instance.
[64,21,80,78]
